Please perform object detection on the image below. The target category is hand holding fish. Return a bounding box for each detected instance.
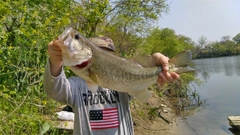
[151,53,180,84]
[47,39,63,77]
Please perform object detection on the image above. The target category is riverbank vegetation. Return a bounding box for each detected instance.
[0,0,237,134]
[192,35,240,59]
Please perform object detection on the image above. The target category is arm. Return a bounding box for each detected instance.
[48,40,63,76]
[151,53,179,84]
[43,39,72,104]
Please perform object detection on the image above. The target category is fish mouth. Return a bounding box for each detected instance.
[74,59,90,69]
[59,27,73,41]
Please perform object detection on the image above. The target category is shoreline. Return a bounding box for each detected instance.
[131,94,183,135]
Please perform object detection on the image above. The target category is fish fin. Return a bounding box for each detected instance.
[88,69,99,83]
[173,66,196,74]
[129,89,153,103]
[169,50,192,67]
[89,37,116,52]
[99,46,115,52]
[132,56,155,67]
[97,46,120,56]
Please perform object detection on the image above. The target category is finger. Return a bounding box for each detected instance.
[53,40,63,46]
[158,72,169,83]
[48,41,54,46]
[170,72,180,80]
[52,46,61,51]
[48,46,62,56]
[163,71,174,82]
[161,56,169,71]
[49,50,62,56]
[162,63,169,71]
[157,78,164,85]
[48,40,62,51]
[152,53,169,71]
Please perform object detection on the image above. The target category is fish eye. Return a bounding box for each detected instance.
[75,34,80,40]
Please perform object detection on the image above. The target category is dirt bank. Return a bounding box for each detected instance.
[131,93,182,135]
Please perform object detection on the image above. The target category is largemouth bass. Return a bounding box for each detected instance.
[58,27,195,103]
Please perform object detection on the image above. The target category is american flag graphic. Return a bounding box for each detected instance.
[89,108,119,130]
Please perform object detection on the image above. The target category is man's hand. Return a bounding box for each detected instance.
[48,39,63,76]
[152,53,179,84]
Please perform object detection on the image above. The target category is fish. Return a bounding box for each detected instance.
[57,27,195,103]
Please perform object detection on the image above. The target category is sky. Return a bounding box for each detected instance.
[157,0,240,42]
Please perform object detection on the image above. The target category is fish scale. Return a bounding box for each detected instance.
[89,48,162,90]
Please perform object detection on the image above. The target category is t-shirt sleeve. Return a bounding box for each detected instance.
[43,59,74,105]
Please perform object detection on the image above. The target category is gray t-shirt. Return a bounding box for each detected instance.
[43,60,134,135]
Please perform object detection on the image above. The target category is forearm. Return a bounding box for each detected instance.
[49,56,63,77]
[43,59,69,104]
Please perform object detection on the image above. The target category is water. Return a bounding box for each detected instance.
[177,56,240,135]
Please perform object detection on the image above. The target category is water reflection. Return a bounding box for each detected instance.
[192,56,240,78]
[228,127,240,135]
[180,56,240,135]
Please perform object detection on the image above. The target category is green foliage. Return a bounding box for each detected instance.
[0,45,62,134]
[76,0,111,36]
[137,28,194,57]
[147,107,159,120]
[177,73,202,96]
[192,33,240,59]
[0,0,77,134]
[102,0,169,56]
[233,33,240,44]
[41,122,50,135]
[193,39,240,59]
[110,0,168,33]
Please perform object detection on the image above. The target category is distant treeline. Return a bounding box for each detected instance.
[192,35,240,59]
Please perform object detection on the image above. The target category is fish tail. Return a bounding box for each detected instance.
[129,89,152,103]
[169,50,195,73]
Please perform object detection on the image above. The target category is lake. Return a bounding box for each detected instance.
[176,56,240,135]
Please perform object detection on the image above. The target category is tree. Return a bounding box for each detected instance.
[233,33,240,44]
[137,28,193,57]
[177,35,195,50]
[192,38,240,58]
[197,36,208,49]
[108,0,169,34]
[0,0,77,47]
[74,0,111,37]
[221,36,231,43]
[102,0,169,56]
[65,0,169,56]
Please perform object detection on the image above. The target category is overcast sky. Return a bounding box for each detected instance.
[157,0,240,42]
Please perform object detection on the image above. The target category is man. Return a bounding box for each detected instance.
[43,37,179,135]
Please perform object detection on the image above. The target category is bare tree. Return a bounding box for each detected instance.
[198,36,208,49]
